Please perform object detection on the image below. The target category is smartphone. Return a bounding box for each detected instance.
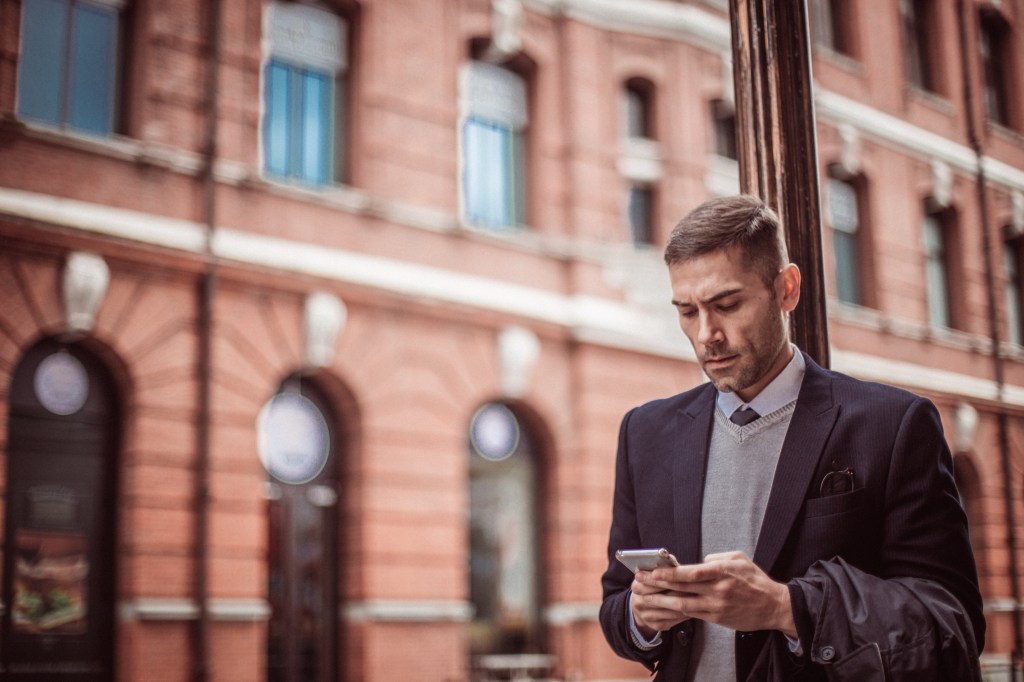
[615,548,680,573]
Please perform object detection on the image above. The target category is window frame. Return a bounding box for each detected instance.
[978,9,1013,128]
[459,59,530,231]
[1004,232,1024,346]
[16,0,126,136]
[923,206,963,330]
[902,0,941,94]
[812,0,857,58]
[261,2,349,188]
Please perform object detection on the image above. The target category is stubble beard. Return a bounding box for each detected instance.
[700,312,788,395]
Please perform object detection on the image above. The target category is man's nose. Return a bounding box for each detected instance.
[696,313,721,345]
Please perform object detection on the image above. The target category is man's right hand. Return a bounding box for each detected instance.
[630,571,692,637]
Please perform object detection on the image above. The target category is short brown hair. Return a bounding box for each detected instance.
[663,194,788,288]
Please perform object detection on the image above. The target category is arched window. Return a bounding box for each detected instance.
[620,78,660,247]
[979,9,1013,128]
[259,377,341,682]
[902,0,941,94]
[17,0,127,135]
[467,402,544,657]
[2,339,121,677]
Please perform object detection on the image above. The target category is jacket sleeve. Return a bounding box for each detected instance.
[788,558,981,681]
[599,408,665,670]
[786,396,984,680]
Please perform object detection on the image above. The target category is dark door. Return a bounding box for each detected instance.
[260,380,340,682]
[2,340,119,680]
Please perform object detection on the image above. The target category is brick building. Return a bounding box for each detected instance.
[0,0,1023,680]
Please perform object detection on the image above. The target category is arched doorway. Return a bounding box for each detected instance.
[259,376,342,682]
[467,401,545,657]
[2,338,121,680]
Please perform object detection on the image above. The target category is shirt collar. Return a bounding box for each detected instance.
[717,345,805,420]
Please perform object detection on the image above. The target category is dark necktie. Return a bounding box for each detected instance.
[730,406,760,426]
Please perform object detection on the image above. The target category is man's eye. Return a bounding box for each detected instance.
[717,303,738,313]
[679,309,697,319]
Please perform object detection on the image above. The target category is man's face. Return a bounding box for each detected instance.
[669,247,800,402]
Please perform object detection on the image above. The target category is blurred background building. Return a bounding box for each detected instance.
[1,0,1023,680]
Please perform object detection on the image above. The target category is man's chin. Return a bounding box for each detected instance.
[705,374,736,393]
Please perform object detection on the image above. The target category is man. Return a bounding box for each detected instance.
[600,195,984,681]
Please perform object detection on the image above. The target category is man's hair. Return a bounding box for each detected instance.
[663,194,789,289]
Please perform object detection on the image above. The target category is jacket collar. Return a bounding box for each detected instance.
[753,352,838,572]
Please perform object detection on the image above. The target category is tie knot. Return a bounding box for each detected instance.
[730,406,760,426]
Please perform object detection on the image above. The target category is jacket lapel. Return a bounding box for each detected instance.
[673,384,716,565]
[753,354,839,573]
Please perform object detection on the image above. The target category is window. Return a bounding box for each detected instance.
[979,10,1012,127]
[923,208,959,329]
[1005,234,1024,345]
[902,0,939,92]
[622,79,658,246]
[711,99,737,161]
[812,0,855,57]
[826,177,863,305]
[461,61,528,230]
[259,379,340,682]
[623,80,654,139]
[627,186,654,245]
[17,0,124,135]
[468,403,543,656]
[263,3,348,186]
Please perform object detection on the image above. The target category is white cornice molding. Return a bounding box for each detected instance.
[526,0,730,52]
[118,598,270,621]
[342,599,473,622]
[3,187,1024,408]
[816,90,1024,192]
[544,600,600,624]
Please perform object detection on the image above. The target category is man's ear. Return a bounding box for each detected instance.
[777,263,801,312]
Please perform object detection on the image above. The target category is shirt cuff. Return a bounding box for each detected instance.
[785,632,803,656]
[627,592,663,650]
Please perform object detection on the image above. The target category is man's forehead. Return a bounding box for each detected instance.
[669,250,769,301]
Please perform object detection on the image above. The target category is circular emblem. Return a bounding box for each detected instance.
[34,352,90,416]
[257,393,330,484]
[470,403,520,462]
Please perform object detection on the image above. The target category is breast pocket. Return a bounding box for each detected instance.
[794,488,872,565]
[803,487,867,519]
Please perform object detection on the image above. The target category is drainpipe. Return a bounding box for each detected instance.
[956,1,1021,676]
[194,0,222,680]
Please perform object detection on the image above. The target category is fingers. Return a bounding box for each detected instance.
[632,590,691,632]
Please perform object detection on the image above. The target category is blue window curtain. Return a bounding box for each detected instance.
[18,0,120,135]
[923,213,951,328]
[827,178,861,305]
[461,61,527,230]
[263,59,333,186]
[463,117,523,229]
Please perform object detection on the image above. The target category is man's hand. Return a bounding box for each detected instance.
[630,570,693,638]
[635,551,797,637]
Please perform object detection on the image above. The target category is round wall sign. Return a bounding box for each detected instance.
[470,403,520,462]
[257,392,331,484]
[34,351,90,416]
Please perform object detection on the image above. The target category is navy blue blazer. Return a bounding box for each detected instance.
[600,353,984,680]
